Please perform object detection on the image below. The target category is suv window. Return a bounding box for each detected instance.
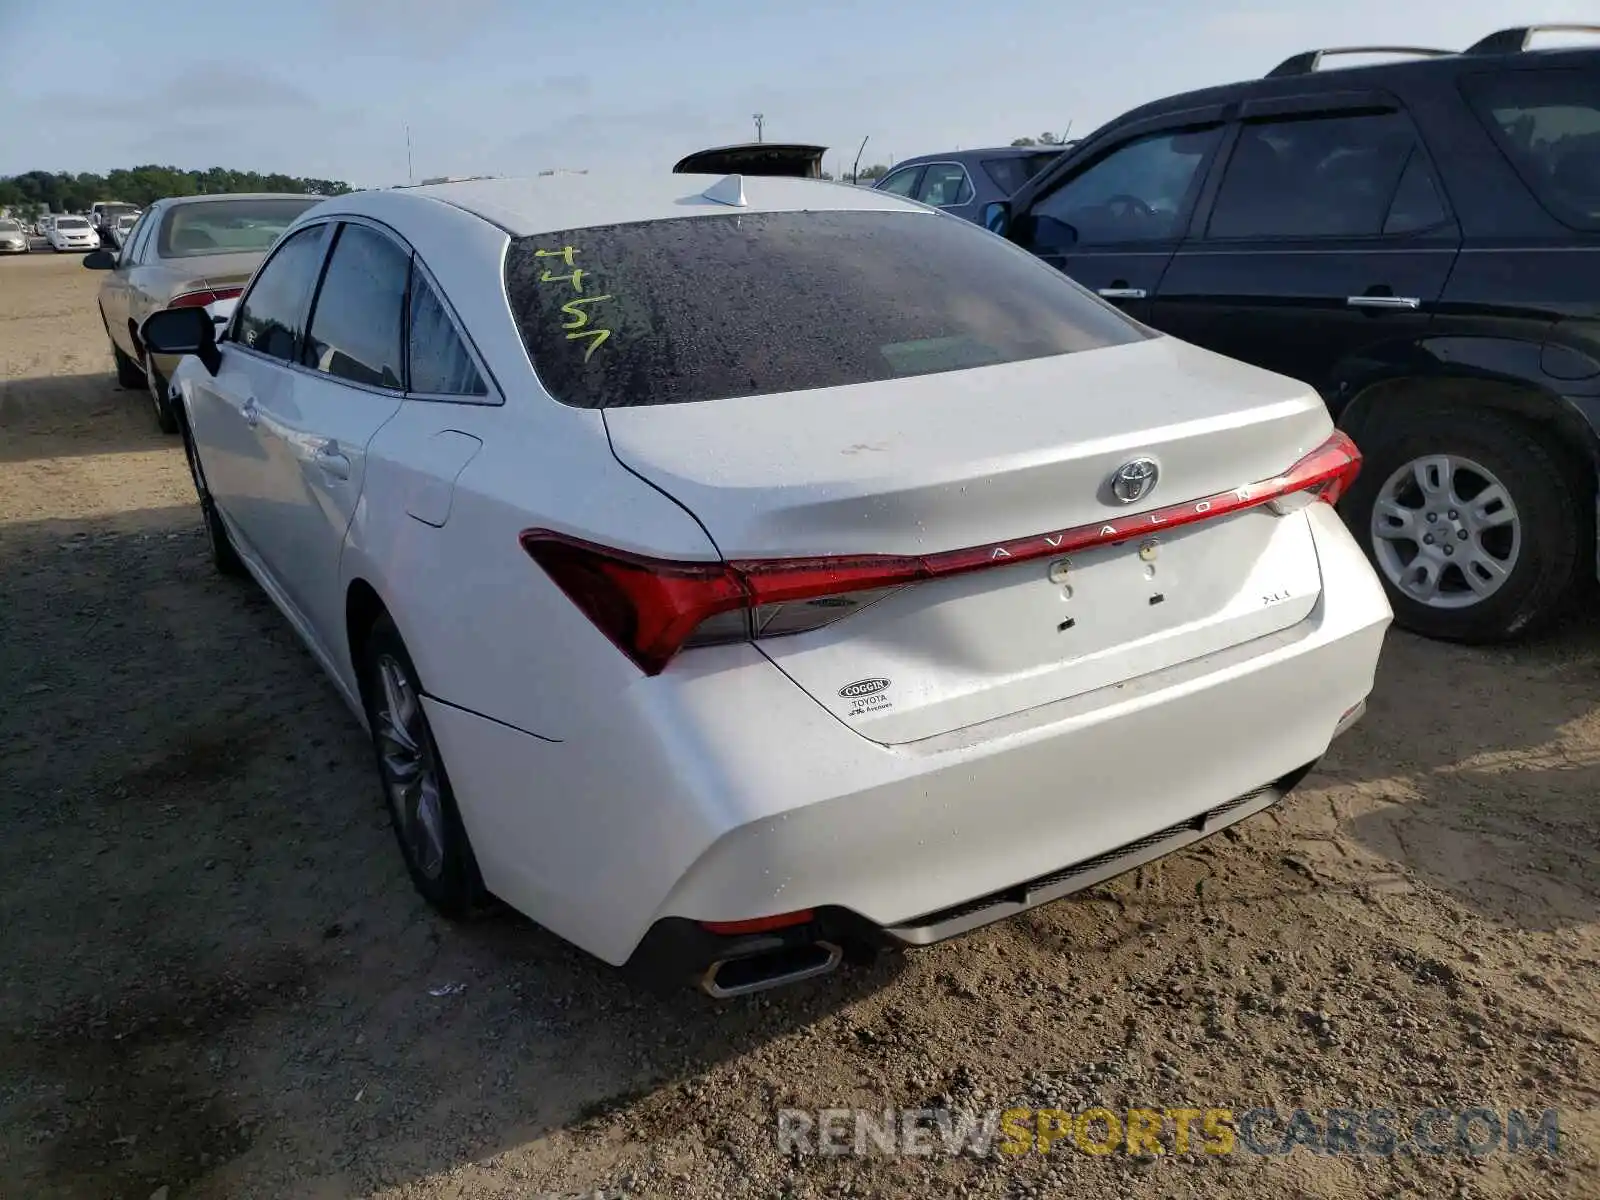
[1464,68,1600,231]
[503,210,1146,409]
[1029,127,1222,246]
[408,270,488,396]
[302,223,409,389]
[981,152,1061,194]
[915,164,973,206]
[234,223,329,362]
[1207,111,1423,239]
[1383,149,1449,234]
[876,166,922,197]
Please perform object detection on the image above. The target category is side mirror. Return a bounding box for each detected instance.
[82,249,117,270]
[141,307,221,376]
[983,201,1011,236]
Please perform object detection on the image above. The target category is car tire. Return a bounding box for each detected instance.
[178,418,246,578]
[145,358,179,435]
[360,614,493,919]
[106,313,145,389]
[1341,402,1589,643]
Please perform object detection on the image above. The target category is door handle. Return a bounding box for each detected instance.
[314,444,352,481]
[241,397,259,427]
[1346,294,1420,311]
[1097,287,1147,300]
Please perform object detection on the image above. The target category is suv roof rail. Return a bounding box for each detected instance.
[1465,25,1600,55]
[1265,45,1455,77]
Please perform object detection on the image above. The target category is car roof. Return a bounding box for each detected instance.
[898,146,1062,165]
[152,192,319,210]
[1110,42,1600,129]
[348,173,929,237]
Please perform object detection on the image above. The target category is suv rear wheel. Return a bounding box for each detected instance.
[1342,403,1589,643]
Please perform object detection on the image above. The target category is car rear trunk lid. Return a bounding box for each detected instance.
[604,336,1337,743]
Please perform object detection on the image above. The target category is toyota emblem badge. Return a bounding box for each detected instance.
[1110,458,1159,504]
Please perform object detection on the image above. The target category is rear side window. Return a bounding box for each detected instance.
[876,167,922,197]
[982,152,1066,193]
[408,271,488,396]
[302,223,409,389]
[157,197,319,258]
[915,164,974,206]
[1207,111,1421,239]
[503,209,1146,409]
[234,223,329,363]
[1464,68,1600,230]
[1383,150,1450,234]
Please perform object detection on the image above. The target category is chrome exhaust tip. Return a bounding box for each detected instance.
[700,941,843,998]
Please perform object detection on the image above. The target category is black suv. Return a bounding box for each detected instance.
[986,24,1600,643]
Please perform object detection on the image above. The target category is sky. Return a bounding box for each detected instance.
[2,0,1598,188]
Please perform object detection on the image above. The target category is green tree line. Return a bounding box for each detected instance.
[0,165,352,215]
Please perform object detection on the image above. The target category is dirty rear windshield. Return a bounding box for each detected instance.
[503,209,1144,409]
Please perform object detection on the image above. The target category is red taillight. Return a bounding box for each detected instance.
[521,431,1362,676]
[700,910,815,935]
[168,286,243,310]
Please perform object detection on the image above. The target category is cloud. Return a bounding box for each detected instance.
[162,65,316,111]
[24,62,314,125]
[320,0,511,56]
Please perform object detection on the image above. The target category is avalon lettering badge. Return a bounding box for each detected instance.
[839,678,891,699]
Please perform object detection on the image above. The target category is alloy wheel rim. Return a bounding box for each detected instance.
[1369,453,1521,610]
[374,654,446,880]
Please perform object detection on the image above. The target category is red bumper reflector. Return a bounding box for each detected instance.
[700,910,816,935]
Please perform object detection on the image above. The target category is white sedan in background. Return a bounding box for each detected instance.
[47,215,98,252]
[141,173,1391,996]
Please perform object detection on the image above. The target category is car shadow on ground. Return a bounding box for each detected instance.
[0,509,905,1200]
[1319,622,1600,787]
[0,373,169,463]
[1306,621,1600,931]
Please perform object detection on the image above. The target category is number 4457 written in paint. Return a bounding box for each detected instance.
[534,245,611,362]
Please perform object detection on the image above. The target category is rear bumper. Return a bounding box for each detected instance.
[424,504,1392,970]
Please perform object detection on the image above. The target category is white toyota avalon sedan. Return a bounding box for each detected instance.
[141,173,1391,996]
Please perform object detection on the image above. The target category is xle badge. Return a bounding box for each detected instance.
[839,677,893,717]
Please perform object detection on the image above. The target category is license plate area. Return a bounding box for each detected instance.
[761,508,1323,744]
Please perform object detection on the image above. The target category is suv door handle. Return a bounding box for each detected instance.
[241,397,259,427]
[1346,294,1420,310]
[1097,287,1147,300]
[314,444,351,481]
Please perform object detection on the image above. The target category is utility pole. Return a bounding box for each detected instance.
[753,113,765,143]
[406,125,414,185]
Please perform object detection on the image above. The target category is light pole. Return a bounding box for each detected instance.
[753,113,765,143]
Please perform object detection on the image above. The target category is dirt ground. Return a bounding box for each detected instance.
[2,251,1597,1200]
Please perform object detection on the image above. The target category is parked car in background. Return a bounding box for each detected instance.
[0,218,28,253]
[47,215,97,252]
[874,146,1069,223]
[141,172,1388,995]
[110,213,140,248]
[91,201,140,243]
[82,192,321,433]
[985,24,1600,644]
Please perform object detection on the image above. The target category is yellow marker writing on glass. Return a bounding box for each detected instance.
[561,295,612,329]
[567,328,610,361]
